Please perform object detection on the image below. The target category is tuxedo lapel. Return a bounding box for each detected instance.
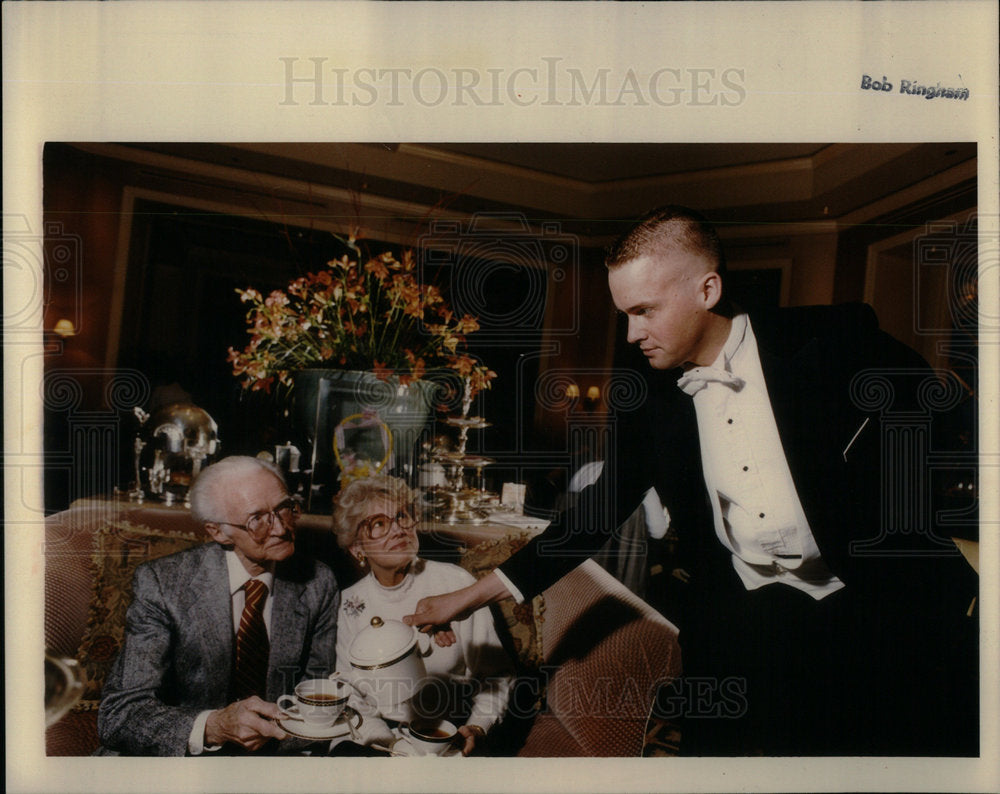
[751,305,877,462]
[751,313,831,479]
[757,335,811,469]
[649,375,727,573]
[658,383,703,482]
[749,309,863,560]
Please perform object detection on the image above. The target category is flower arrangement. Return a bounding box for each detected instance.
[227,246,496,396]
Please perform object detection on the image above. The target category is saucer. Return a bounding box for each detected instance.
[390,736,462,758]
[279,706,363,741]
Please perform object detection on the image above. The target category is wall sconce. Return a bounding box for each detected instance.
[561,383,602,411]
[52,318,77,338]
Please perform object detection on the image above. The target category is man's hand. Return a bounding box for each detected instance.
[403,572,513,632]
[404,592,470,633]
[204,696,288,751]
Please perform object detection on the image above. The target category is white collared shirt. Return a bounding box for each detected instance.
[688,313,844,600]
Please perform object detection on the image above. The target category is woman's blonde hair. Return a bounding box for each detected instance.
[332,475,421,548]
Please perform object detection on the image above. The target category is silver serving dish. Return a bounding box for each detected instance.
[129,402,221,504]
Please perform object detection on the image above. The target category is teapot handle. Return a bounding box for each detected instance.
[415,630,432,657]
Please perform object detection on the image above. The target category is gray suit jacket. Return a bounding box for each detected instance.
[97,542,339,756]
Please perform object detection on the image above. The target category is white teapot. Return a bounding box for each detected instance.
[347,615,429,721]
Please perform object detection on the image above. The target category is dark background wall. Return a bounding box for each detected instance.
[42,142,978,515]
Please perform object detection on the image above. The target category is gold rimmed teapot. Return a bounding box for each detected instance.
[346,616,429,721]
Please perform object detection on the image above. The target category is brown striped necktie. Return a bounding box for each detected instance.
[233,579,269,700]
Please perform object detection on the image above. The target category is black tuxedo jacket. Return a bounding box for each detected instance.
[501,303,975,618]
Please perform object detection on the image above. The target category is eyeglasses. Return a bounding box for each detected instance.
[357,508,418,541]
[213,496,302,541]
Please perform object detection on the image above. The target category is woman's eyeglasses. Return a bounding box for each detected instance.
[357,508,418,540]
[213,497,302,541]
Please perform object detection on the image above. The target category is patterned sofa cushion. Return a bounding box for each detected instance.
[524,561,681,757]
[456,531,546,671]
[75,520,207,707]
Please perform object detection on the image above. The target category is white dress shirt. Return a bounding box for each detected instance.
[685,313,844,600]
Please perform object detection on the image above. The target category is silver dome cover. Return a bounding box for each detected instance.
[147,402,220,459]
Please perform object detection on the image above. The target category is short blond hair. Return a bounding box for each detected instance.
[605,204,726,276]
[332,475,420,548]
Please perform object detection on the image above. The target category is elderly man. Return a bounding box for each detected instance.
[406,206,978,756]
[98,455,339,755]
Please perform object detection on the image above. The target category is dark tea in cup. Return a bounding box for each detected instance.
[303,692,343,703]
[278,677,349,726]
[405,718,458,755]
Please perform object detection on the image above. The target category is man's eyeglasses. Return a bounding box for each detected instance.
[357,508,418,541]
[213,497,302,541]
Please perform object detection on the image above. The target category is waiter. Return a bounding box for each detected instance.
[405,205,978,756]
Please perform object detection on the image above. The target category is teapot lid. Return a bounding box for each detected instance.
[348,616,417,666]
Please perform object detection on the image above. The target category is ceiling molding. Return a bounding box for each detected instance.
[66,141,976,250]
[224,141,850,218]
[838,159,977,227]
[221,141,975,225]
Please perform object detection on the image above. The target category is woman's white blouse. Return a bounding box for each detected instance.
[336,559,514,733]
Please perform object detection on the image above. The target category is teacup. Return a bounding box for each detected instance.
[402,718,458,756]
[277,676,350,727]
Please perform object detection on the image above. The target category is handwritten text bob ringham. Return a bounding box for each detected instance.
[279,57,747,108]
[860,74,970,101]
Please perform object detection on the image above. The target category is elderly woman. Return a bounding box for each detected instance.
[333,475,513,756]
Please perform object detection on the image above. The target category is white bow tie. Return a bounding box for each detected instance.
[676,366,745,396]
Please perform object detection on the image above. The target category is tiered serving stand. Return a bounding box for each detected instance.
[425,381,498,524]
